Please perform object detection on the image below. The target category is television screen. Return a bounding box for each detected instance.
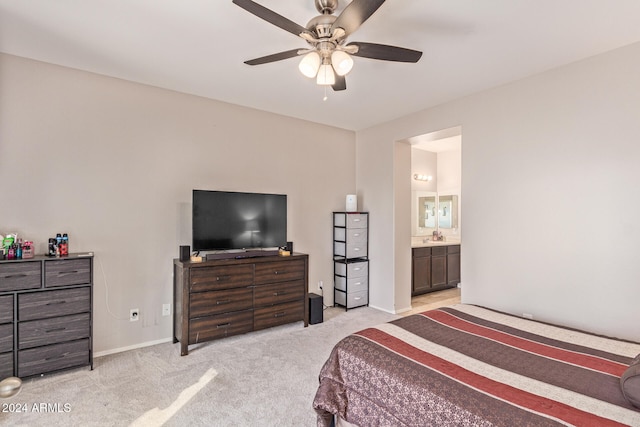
[192,190,287,251]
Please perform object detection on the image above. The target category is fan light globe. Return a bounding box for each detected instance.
[298,52,321,78]
[331,50,354,76]
[316,63,336,85]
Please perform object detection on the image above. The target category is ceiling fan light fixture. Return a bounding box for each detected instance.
[298,52,321,78]
[316,63,335,85]
[331,50,353,76]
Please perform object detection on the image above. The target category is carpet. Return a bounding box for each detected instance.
[1,306,398,427]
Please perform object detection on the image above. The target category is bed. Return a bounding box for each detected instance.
[313,304,640,427]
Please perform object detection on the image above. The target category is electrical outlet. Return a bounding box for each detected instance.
[130,308,139,322]
[162,303,171,316]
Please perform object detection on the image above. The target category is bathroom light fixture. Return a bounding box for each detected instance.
[413,174,432,181]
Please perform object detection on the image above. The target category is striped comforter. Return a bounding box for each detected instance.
[313,304,640,427]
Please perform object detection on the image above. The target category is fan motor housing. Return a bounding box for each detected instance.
[315,0,338,14]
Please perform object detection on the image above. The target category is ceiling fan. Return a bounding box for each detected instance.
[232,0,423,92]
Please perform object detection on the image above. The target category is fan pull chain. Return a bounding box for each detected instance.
[323,85,328,101]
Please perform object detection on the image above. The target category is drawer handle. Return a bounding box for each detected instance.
[353,233,361,237]
[274,311,286,318]
[45,327,67,333]
[216,299,231,305]
[216,322,231,328]
[273,291,286,296]
[274,270,286,275]
[58,270,80,276]
[354,297,362,301]
[216,275,230,281]
[354,267,361,271]
[353,218,361,222]
[45,352,69,361]
[46,301,67,306]
[4,273,28,279]
[354,282,362,286]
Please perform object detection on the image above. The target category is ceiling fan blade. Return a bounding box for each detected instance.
[232,0,313,38]
[331,0,386,36]
[244,49,302,65]
[332,75,346,91]
[348,42,423,63]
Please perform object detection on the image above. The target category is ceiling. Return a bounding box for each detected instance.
[2,1,640,131]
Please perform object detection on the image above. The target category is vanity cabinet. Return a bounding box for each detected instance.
[411,244,460,296]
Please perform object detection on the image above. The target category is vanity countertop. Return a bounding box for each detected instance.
[411,238,461,248]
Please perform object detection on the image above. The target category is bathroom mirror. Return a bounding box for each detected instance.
[413,191,459,234]
[438,195,458,229]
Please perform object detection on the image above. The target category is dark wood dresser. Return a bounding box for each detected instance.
[0,254,93,378]
[173,253,309,356]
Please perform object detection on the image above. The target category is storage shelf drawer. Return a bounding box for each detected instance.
[254,259,305,285]
[0,352,14,379]
[44,258,91,288]
[334,213,368,229]
[18,312,91,350]
[0,295,13,323]
[18,338,90,378]
[0,324,13,353]
[334,276,368,293]
[334,260,368,278]
[18,287,91,321]
[189,310,253,344]
[0,261,41,292]
[190,265,254,292]
[334,242,368,259]
[333,228,367,243]
[254,280,304,307]
[335,290,368,309]
[254,300,303,331]
[189,287,253,318]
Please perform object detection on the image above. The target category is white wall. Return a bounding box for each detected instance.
[357,42,640,341]
[0,53,355,354]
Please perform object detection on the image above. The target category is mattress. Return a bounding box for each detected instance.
[313,304,640,426]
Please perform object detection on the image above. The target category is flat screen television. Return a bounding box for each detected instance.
[192,190,287,252]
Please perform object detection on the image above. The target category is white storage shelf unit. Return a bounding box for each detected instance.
[333,212,369,310]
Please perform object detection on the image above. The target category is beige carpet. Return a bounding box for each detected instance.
[1,306,398,427]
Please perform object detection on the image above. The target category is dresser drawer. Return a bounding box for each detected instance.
[189,287,253,318]
[335,290,368,309]
[254,259,305,285]
[0,352,13,379]
[18,338,90,378]
[190,265,254,292]
[254,279,304,307]
[18,287,91,321]
[0,324,13,353]
[254,300,304,331]
[334,227,367,244]
[44,258,92,288]
[0,261,41,292]
[334,260,368,278]
[19,313,91,350]
[431,246,447,257]
[334,242,368,259]
[0,295,13,323]
[189,310,253,344]
[334,276,368,293]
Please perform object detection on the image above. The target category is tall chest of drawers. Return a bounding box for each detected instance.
[0,254,93,378]
[333,212,369,310]
[173,253,309,356]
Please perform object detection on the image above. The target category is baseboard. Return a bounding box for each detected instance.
[367,304,402,315]
[94,337,174,358]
